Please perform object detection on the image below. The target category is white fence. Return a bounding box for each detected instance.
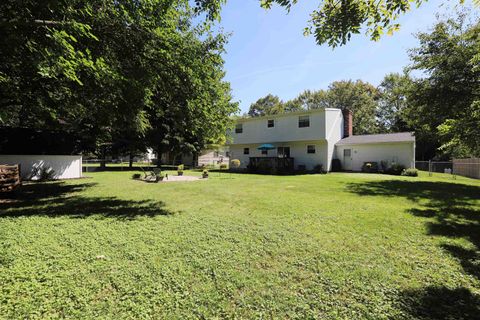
[0,155,82,180]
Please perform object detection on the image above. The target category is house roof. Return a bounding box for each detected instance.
[336,132,415,145]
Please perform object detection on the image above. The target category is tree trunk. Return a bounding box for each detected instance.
[129,152,133,168]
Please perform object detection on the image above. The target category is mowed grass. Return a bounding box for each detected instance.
[1,171,479,319]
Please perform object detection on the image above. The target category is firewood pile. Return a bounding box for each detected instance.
[0,164,21,192]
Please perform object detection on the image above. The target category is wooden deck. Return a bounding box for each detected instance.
[248,157,294,174]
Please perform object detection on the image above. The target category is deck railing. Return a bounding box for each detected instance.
[248,157,294,174]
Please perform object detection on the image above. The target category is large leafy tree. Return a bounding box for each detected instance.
[376,73,412,133]
[196,0,477,47]
[404,15,480,158]
[247,94,285,117]
[321,80,379,135]
[0,0,237,156]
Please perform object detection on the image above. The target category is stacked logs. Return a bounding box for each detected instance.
[0,164,21,192]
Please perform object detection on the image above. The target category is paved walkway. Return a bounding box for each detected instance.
[163,175,202,182]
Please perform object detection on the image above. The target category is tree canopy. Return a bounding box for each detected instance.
[195,0,477,47]
[0,0,238,158]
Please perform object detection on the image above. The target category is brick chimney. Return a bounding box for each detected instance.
[342,109,353,138]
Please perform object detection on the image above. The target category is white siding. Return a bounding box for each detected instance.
[229,141,328,171]
[230,110,340,144]
[324,109,344,171]
[335,142,415,171]
[0,155,82,180]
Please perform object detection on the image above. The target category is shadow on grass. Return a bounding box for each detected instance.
[347,180,480,319]
[0,182,173,220]
[398,286,480,319]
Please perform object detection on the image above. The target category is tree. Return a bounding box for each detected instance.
[376,73,412,133]
[0,0,238,158]
[248,94,285,117]
[323,80,379,134]
[196,0,476,47]
[286,89,330,111]
[404,15,480,158]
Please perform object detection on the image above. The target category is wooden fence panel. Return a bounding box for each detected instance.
[453,158,480,179]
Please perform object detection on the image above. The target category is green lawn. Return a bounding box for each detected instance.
[1,171,479,319]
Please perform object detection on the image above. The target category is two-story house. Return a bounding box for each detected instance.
[228,108,415,172]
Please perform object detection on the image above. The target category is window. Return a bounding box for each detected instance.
[243,148,249,155]
[226,152,230,157]
[214,151,219,157]
[277,147,290,158]
[261,150,268,155]
[298,115,310,128]
[235,123,243,133]
[267,119,274,128]
[307,145,316,154]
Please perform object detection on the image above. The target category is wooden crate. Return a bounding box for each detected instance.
[0,164,21,192]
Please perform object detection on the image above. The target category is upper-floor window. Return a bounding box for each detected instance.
[307,145,316,154]
[267,119,274,128]
[235,123,243,133]
[243,148,249,155]
[299,115,310,128]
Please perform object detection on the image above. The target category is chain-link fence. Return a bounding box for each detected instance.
[416,158,480,179]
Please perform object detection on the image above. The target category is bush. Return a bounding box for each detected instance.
[230,159,241,169]
[132,173,141,179]
[401,168,418,177]
[361,162,379,173]
[297,165,306,173]
[331,159,342,172]
[313,164,326,174]
[386,163,405,175]
[202,169,209,178]
[219,164,228,170]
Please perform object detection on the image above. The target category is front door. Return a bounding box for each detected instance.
[277,147,290,158]
[343,149,352,170]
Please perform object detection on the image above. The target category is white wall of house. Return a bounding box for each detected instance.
[230,109,342,144]
[335,142,415,171]
[229,140,328,171]
[0,155,82,180]
[324,109,344,171]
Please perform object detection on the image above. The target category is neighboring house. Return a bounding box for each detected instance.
[153,147,229,168]
[198,147,229,167]
[227,108,415,172]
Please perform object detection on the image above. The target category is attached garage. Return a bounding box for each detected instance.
[335,132,415,171]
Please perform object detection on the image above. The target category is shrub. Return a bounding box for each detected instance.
[132,173,141,179]
[313,164,326,174]
[401,168,418,177]
[361,162,378,173]
[177,164,184,171]
[202,169,209,178]
[331,159,342,172]
[380,160,389,173]
[297,165,306,173]
[230,159,241,169]
[386,163,405,175]
[219,164,228,170]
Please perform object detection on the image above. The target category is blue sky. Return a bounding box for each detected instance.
[212,0,457,114]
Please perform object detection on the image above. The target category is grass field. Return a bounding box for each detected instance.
[1,171,479,319]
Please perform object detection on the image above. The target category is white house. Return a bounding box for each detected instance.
[227,108,415,172]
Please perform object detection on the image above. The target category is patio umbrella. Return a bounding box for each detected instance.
[257,143,276,151]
